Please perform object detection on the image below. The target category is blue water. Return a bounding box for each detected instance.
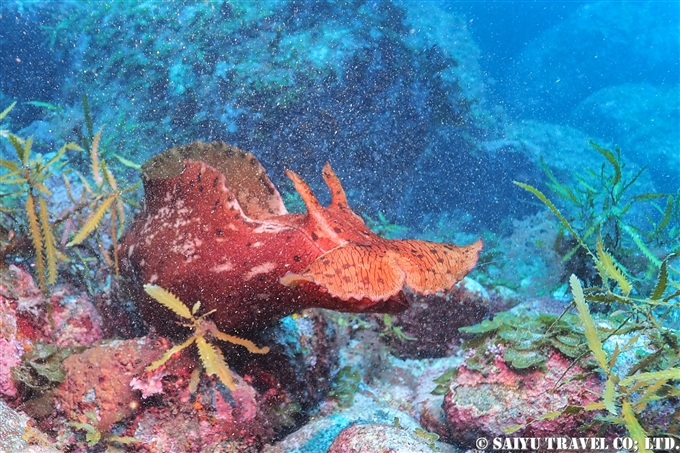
[2,1,677,231]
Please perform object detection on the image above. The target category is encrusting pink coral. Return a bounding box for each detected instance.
[119,141,482,336]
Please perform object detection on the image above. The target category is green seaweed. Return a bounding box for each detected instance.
[0,101,141,293]
[503,142,680,441]
[526,142,679,276]
[329,366,362,407]
[11,343,79,395]
[430,368,459,396]
[69,411,141,447]
[380,313,417,344]
[460,310,586,371]
[364,212,410,239]
[568,274,679,453]
[413,427,440,451]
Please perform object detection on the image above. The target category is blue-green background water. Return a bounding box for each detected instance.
[1,0,678,232]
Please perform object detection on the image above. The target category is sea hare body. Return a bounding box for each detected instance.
[119,142,482,335]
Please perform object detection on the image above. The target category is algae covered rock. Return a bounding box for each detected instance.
[265,397,451,453]
[55,337,164,432]
[378,278,495,359]
[442,347,606,444]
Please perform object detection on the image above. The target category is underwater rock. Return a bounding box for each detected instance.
[571,83,679,191]
[55,337,164,432]
[414,356,464,440]
[0,269,25,399]
[509,2,677,121]
[12,448,61,453]
[44,286,103,348]
[501,120,593,179]
[239,309,338,424]
[40,1,485,227]
[264,396,444,453]
[0,265,103,401]
[0,398,31,451]
[327,423,457,453]
[119,141,482,337]
[0,264,102,348]
[127,308,339,451]
[0,390,57,451]
[0,399,58,453]
[0,400,57,452]
[442,347,605,444]
[0,337,21,398]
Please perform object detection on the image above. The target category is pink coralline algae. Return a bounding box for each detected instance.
[44,288,103,347]
[0,264,102,347]
[136,384,264,450]
[0,265,102,401]
[55,337,164,432]
[130,356,274,452]
[51,309,337,451]
[443,347,607,444]
[0,264,104,404]
[0,338,21,398]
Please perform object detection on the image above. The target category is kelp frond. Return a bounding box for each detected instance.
[66,195,116,247]
[0,101,17,121]
[39,197,58,285]
[142,284,270,392]
[26,194,47,291]
[212,330,270,354]
[570,275,608,372]
[595,236,632,296]
[143,284,192,320]
[1,100,138,295]
[146,336,196,372]
[196,336,235,391]
[65,126,139,280]
[1,122,74,291]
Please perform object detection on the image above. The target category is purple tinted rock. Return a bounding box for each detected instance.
[443,347,609,445]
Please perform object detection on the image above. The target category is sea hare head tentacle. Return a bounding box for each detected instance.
[321,162,349,209]
[284,168,323,214]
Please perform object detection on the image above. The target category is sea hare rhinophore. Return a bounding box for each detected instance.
[119,141,482,335]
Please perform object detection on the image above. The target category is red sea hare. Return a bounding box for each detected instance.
[119,141,482,335]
